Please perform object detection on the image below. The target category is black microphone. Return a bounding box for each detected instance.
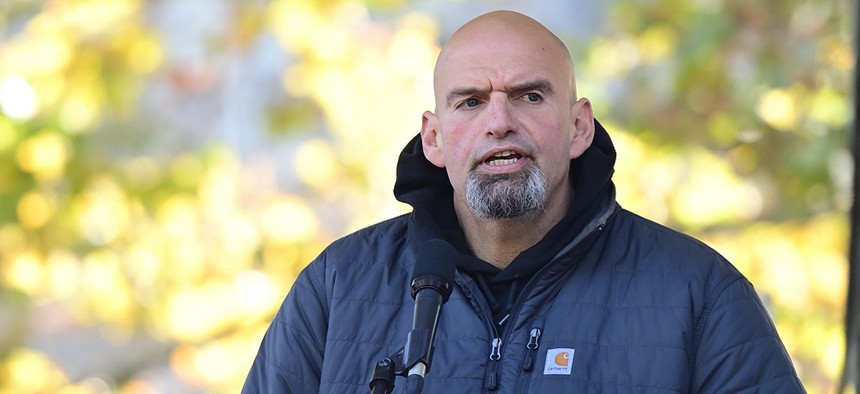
[403,240,457,393]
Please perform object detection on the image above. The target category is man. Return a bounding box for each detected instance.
[243,10,805,393]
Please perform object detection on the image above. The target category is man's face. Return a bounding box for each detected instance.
[422,22,590,219]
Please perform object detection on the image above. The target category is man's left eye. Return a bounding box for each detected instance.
[525,93,542,103]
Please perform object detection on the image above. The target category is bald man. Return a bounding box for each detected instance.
[244,11,805,393]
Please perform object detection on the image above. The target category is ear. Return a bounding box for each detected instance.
[569,98,595,159]
[421,111,446,168]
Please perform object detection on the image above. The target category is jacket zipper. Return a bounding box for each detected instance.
[471,218,609,392]
[516,318,544,393]
[485,337,502,390]
[483,274,542,392]
[522,324,543,371]
[496,223,607,392]
[457,276,503,392]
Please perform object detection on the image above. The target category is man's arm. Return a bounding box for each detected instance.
[242,257,329,393]
[690,277,805,393]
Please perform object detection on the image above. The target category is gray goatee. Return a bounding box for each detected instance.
[465,163,548,219]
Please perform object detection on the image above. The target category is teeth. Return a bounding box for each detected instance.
[486,150,519,166]
[488,158,518,166]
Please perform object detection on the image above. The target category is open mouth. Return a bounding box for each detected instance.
[485,150,523,166]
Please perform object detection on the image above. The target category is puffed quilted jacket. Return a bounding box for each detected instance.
[243,121,805,393]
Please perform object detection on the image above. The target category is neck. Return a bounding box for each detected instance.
[455,188,571,269]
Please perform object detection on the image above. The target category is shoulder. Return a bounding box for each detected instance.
[611,209,739,271]
[321,213,413,264]
[599,209,747,303]
[300,213,415,289]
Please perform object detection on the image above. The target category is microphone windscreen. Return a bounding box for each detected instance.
[412,239,458,300]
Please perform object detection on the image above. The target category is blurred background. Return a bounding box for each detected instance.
[0,0,853,392]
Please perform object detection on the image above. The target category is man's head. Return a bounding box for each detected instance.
[420,10,595,220]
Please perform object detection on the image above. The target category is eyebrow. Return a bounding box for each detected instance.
[445,79,555,107]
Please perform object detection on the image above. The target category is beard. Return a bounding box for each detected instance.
[465,163,548,219]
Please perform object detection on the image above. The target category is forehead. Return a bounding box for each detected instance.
[434,25,571,97]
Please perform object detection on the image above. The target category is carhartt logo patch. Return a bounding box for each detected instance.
[544,348,575,375]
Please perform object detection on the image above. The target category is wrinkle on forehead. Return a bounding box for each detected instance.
[433,11,576,108]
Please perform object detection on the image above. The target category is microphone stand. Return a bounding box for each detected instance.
[368,324,437,394]
[368,301,441,394]
[369,353,400,394]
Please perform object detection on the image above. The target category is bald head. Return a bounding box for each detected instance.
[433,11,576,110]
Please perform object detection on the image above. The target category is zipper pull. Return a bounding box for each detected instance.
[522,328,542,371]
[490,337,502,361]
[485,337,502,391]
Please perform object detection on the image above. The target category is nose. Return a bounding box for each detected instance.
[486,93,516,138]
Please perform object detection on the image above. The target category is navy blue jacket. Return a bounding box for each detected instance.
[243,123,805,393]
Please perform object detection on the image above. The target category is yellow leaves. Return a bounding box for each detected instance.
[72,177,132,245]
[270,0,436,182]
[169,328,265,391]
[390,13,440,75]
[0,224,27,255]
[756,87,799,131]
[268,0,368,61]
[268,1,326,55]
[757,83,849,133]
[199,168,238,217]
[637,25,677,63]
[817,36,854,72]
[169,154,206,189]
[162,272,280,343]
[112,25,163,75]
[0,31,74,77]
[0,349,68,394]
[44,249,82,299]
[79,250,135,324]
[58,87,102,134]
[585,26,677,79]
[613,129,674,223]
[671,151,763,229]
[758,238,812,307]
[0,117,16,153]
[233,270,281,318]
[2,249,44,295]
[0,245,89,328]
[587,38,641,78]
[17,190,56,229]
[0,75,40,121]
[164,284,228,342]
[808,87,849,128]
[614,129,763,229]
[260,195,319,244]
[294,139,340,191]
[121,156,164,190]
[0,0,158,137]
[32,0,140,40]
[15,130,71,182]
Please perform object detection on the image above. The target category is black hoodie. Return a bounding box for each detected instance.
[393,120,617,326]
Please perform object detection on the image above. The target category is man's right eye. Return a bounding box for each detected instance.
[463,98,480,108]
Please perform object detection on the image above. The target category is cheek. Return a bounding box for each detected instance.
[442,145,472,174]
[439,122,473,166]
